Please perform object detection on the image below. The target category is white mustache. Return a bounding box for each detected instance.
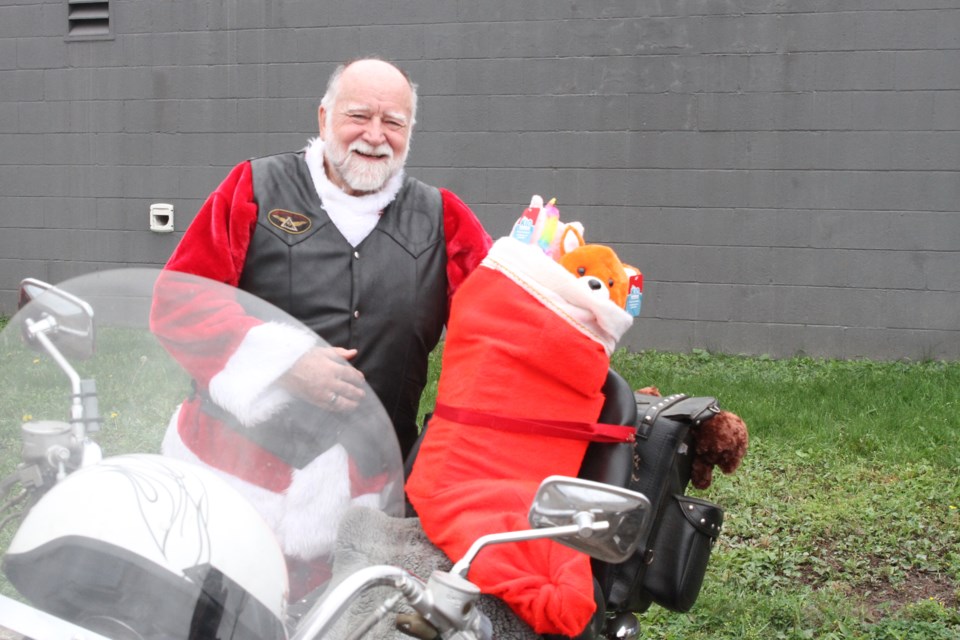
[349,141,393,159]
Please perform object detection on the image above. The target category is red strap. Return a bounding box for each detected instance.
[178,400,293,492]
[433,403,635,444]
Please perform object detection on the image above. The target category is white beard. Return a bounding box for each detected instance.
[325,138,408,194]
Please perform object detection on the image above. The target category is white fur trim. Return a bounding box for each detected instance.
[207,322,316,427]
[276,445,353,559]
[304,137,404,247]
[481,237,633,354]
[161,407,354,560]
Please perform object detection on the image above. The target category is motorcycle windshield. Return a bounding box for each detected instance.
[0,268,404,640]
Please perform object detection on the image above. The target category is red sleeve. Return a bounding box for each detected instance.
[440,188,493,300]
[151,162,264,385]
[165,161,259,286]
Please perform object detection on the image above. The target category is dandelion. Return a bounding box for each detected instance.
[22,413,32,422]
[32,358,40,364]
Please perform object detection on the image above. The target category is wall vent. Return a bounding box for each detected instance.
[67,0,112,40]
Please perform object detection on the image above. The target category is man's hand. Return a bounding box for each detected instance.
[280,346,366,411]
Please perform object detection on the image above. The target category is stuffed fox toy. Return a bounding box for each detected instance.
[406,198,639,637]
[557,226,641,311]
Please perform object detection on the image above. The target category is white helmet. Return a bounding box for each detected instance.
[3,454,289,640]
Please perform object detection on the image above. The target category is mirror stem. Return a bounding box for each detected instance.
[26,318,86,437]
[451,520,609,579]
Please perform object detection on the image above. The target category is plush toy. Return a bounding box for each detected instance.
[557,226,641,313]
[509,195,585,259]
[407,199,639,637]
[637,386,749,489]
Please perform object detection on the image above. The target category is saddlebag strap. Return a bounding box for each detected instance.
[633,393,720,439]
[433,403,636,444]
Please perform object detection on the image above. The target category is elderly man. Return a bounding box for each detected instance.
[163,58,491,455]
[156,58,492,599]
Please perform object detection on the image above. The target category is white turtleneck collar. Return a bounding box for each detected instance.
[303,137,405,247]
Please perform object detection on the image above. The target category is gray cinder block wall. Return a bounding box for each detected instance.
[1,2,958,360]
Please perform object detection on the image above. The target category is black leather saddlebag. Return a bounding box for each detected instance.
[587,392,725,614]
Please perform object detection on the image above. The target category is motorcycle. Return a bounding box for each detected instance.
[0,269,652,640]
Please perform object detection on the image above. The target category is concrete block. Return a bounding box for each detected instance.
[0,165,29,197]
[455,0,649,22]
[894,50,960,90]
[42,196,97,230]
[114,0,178,35]
[118,33,182,68]
[0,197,37,229]
[769,323,846,359]
[237,98,317,133]
[424,17,689,60]
[235,29,298,65]
[0,229,50,260]
[0,258,36,292]
[0,39,16,71]
[841,326,960,361]
[282,25,427,65]
[696,51,899,93]
[0,102,16,132]
[121,100,180,134]
[131,230,183,264]
[96,198,136,231]
[699,90,960,133]
[319,1,458,27]
[177,165,234,201]
[0,5,43,39]
[881,289,960,332]
[19,100,123,134]
[0,69,44,102]
[178,99,239,133]
[621,317,697,354]
[924,253,960,292]
[415,132,522,168]
[174,0,221,31]
[175,30,235,67]
[46,261,117,286]
[0,134,43,165]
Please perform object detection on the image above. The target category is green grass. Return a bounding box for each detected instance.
[3,308,958,638]
[422,346,960,639]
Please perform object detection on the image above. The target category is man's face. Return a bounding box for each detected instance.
[319,61,413,196]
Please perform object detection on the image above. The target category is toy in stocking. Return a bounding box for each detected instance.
[407,198,640,637]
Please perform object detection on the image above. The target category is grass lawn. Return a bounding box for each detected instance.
[421,347,960,639]
[2,305,958,639]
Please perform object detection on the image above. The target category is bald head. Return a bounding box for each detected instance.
[317,59,418,195]
[321,59,418,129]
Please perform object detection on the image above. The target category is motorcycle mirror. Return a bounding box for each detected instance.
[528,475,651,564]
[18,278,96,360]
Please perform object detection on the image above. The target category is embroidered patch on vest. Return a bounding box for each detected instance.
[268,209,312,234]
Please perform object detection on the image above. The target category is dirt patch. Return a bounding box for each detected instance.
[858,570,958,620]
[795,549,958,620]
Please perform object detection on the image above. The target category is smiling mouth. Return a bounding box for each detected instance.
[353,150,389,161]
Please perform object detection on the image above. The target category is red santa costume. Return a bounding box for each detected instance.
[152,137,491,599]
[406,236,635,637]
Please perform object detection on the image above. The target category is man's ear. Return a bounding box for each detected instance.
[318,105,328,141]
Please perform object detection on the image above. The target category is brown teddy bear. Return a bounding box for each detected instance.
[638,386,748,489]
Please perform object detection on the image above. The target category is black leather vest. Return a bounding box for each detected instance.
[238,152,448,458]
